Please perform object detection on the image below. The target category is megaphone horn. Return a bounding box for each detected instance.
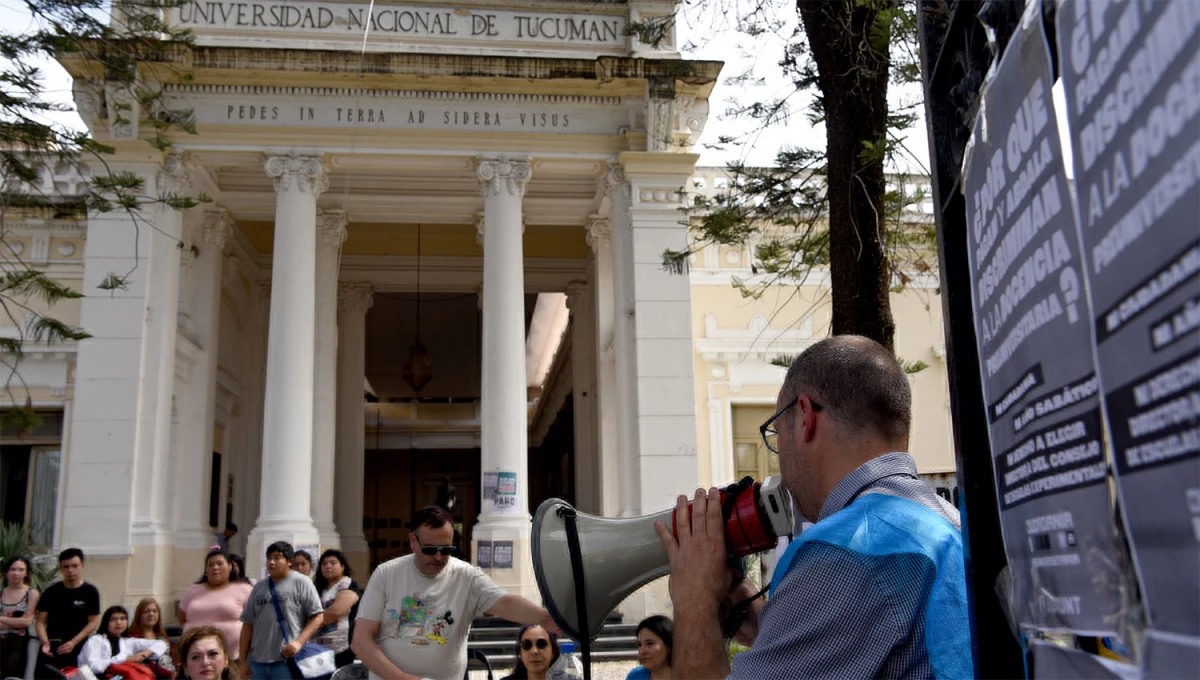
[531,476,794,641]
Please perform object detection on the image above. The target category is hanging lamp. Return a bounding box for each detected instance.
[402,224,433,394]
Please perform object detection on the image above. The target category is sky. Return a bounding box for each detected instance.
[0,0,933,174]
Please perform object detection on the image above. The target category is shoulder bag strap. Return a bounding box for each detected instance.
[266,579,291,642]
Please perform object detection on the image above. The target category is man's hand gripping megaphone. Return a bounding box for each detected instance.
[655,487,766,646]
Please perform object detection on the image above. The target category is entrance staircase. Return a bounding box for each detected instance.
[467,613,639,671]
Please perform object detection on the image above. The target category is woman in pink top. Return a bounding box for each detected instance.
[177,549,253,660]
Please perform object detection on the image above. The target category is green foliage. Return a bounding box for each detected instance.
[1,0,197,426]
[899,358,929,374]
[0,522,58,589]
[667,0,935,350]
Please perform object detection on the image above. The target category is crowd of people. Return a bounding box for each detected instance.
[0,336,970,679]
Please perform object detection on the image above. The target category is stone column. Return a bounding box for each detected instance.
[173,206,233,550]
[247,154,326,577]
[566,280,599,514]
[619,152,701,513]
[587,215,620,517]
[474,156,536,599]
[131,156,188,548]
[606,163,644,517]
[312,209,346,549]
[336,282,373,578]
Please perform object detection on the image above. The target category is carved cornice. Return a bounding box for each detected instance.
[586,215,611,252]
[476,156,532,198]
[317,209,348,248]
[337,281,375,314]
[201,207,234,249]
[264,154,328,195]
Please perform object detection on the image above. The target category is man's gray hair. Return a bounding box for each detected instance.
[781,335,912,444]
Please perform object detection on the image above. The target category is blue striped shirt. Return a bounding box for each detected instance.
[729,452,965,679]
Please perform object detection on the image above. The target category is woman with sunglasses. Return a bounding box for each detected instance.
[501,624,559,680]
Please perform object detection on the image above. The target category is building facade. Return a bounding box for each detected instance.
[0,0,955,620]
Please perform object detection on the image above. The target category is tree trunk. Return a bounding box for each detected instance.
[798,0,896,351]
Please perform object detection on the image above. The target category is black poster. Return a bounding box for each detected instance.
[962,1,1128,632]
[493,540,513,569]
[477,540,492,569]
[1058,0,1200,645]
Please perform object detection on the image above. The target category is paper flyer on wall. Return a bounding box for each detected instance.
[960,0,1129,633]
[1056,0,1200,665]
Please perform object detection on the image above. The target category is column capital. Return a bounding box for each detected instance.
[603,161,632,207]
[200,207,234,249]
[564,280,589,312]
[265,154,328,195]
[586,215,611,252]
[477,156,532,198]
[158,152,192,196]
[337,282,375,314]
[317,209,348,248]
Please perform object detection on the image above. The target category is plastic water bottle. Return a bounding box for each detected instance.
[550,641,585,679]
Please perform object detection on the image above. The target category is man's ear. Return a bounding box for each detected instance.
[801,396,819,443]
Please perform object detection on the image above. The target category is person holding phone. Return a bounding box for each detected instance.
[36,548,101,675]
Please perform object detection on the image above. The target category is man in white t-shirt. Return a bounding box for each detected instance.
[353,506,559,680]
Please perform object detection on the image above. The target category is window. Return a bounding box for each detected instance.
[731,405,780,481]
[27,448,60,546]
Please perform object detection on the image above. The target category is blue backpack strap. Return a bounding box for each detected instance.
[267,578,291,642]
[769,494,972,680]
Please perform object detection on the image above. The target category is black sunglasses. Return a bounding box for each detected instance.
[759,395,823,454]
[521,639,550,651]
[415,537,457,556]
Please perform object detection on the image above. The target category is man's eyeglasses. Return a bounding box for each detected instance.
[759,395,823,454]
[521,639,550,651]
[415,537,457,556]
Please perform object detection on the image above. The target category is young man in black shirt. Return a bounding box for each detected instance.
[35,548,101,673]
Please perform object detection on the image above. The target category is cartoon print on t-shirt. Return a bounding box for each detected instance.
[386,593,455,645]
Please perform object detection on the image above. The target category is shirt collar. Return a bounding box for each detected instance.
[817,451,920,521]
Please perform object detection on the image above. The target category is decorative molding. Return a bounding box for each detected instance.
[638,188,683,204]
[474,212,486,246]
[695,313,815,363]
[201,207,234,249]
[55,241,75,257]
[564,280,588,311]
[6,241,23,256]
[105,83,138,139]
[317,209,349,248]
[256,281,272,303]
[30,234,49,263]
[586,215,611,252]
[476,156,532,198]
[337,281,375,314]
[164,84,623,106]
[264,154,328,195]
[159,152,192,195]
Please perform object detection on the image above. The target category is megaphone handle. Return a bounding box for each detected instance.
[561,508,592,680]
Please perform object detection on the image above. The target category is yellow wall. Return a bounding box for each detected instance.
[689,275,955,489]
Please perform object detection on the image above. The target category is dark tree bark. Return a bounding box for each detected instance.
[797,0,896,351]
